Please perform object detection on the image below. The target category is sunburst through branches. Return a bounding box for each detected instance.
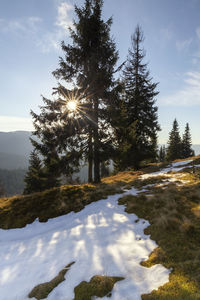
[67,100,77,111]
[57,86,97,127]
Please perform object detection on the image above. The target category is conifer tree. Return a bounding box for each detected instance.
[182,123,194,158]
[53,0,118,183]
[100,161,110,177]
[0,180,5,197]
[159,146,163,162]
[24,150,44,194]
[116,25,160,170]
[30,93,82,190]
[159,145,166,162]
[166,119,182,161]
[112,89,136,171]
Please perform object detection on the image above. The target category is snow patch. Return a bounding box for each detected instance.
[140,159,193,180]
[0,188,170,300]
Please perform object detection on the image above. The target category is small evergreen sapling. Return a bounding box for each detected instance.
[24,150,44,194]
[182,123,194,158]
[159,145,166,162]
[166,119,182,161]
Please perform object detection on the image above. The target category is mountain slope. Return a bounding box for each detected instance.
[0,131,32,156]
[1,157,200,299]
[0,131,32,169]
[0,167,170,300]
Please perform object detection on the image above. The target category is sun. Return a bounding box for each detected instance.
[67,100,77,111]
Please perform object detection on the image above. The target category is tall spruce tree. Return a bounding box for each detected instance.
[53,0,118,183]
[182,123,194,158]
[111,88,136,171]
[115,25,160,170]
[166,119,182,161]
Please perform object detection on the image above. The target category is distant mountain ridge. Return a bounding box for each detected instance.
[0,131,32,155]
[0,131,32,169]
[0,132,199,170]
[0,152,28,170]
[0,131,199,196]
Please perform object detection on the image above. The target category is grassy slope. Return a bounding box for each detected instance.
[1,157,200,299]
[0,170,142,229]
[119,156,200,300]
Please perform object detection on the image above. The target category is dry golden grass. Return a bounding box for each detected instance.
[0,181,124,229]
[118,178,200,300]
[172,155,200,163]
[102,170,141,184]
[0,168,148,229]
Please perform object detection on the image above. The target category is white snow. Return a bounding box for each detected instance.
[140,160,193,180]
[0,187,170,300]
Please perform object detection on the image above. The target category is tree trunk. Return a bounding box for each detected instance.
[93,98,100,183]
[88,129,93,183]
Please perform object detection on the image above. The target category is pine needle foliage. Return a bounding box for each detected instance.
[24,150,44,194]
[114,25,160,171]
[30,93,82,191]
[182,123,194,158]
[166,119,182,161]
[53,0,119,183]
[166,120,194,161]
[159,145,166,162]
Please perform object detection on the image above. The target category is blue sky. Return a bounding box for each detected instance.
[0,0,200,143]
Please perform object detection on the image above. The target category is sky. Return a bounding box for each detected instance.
[0,0,200,143]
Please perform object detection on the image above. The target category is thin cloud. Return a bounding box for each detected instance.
[196,27,200,39]
[0,116,33,132]
[0,17,42,35]
[160,28,173,41]
[159,71,200,106]
[0,2,74,53]
[192,27,200,62]
[157,27,174,48]
[36,30,65,53]
[37,1,74,53]
[55,2,73,30]
[176,38,192,52]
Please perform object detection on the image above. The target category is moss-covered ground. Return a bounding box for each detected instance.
[74,275,124,300]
